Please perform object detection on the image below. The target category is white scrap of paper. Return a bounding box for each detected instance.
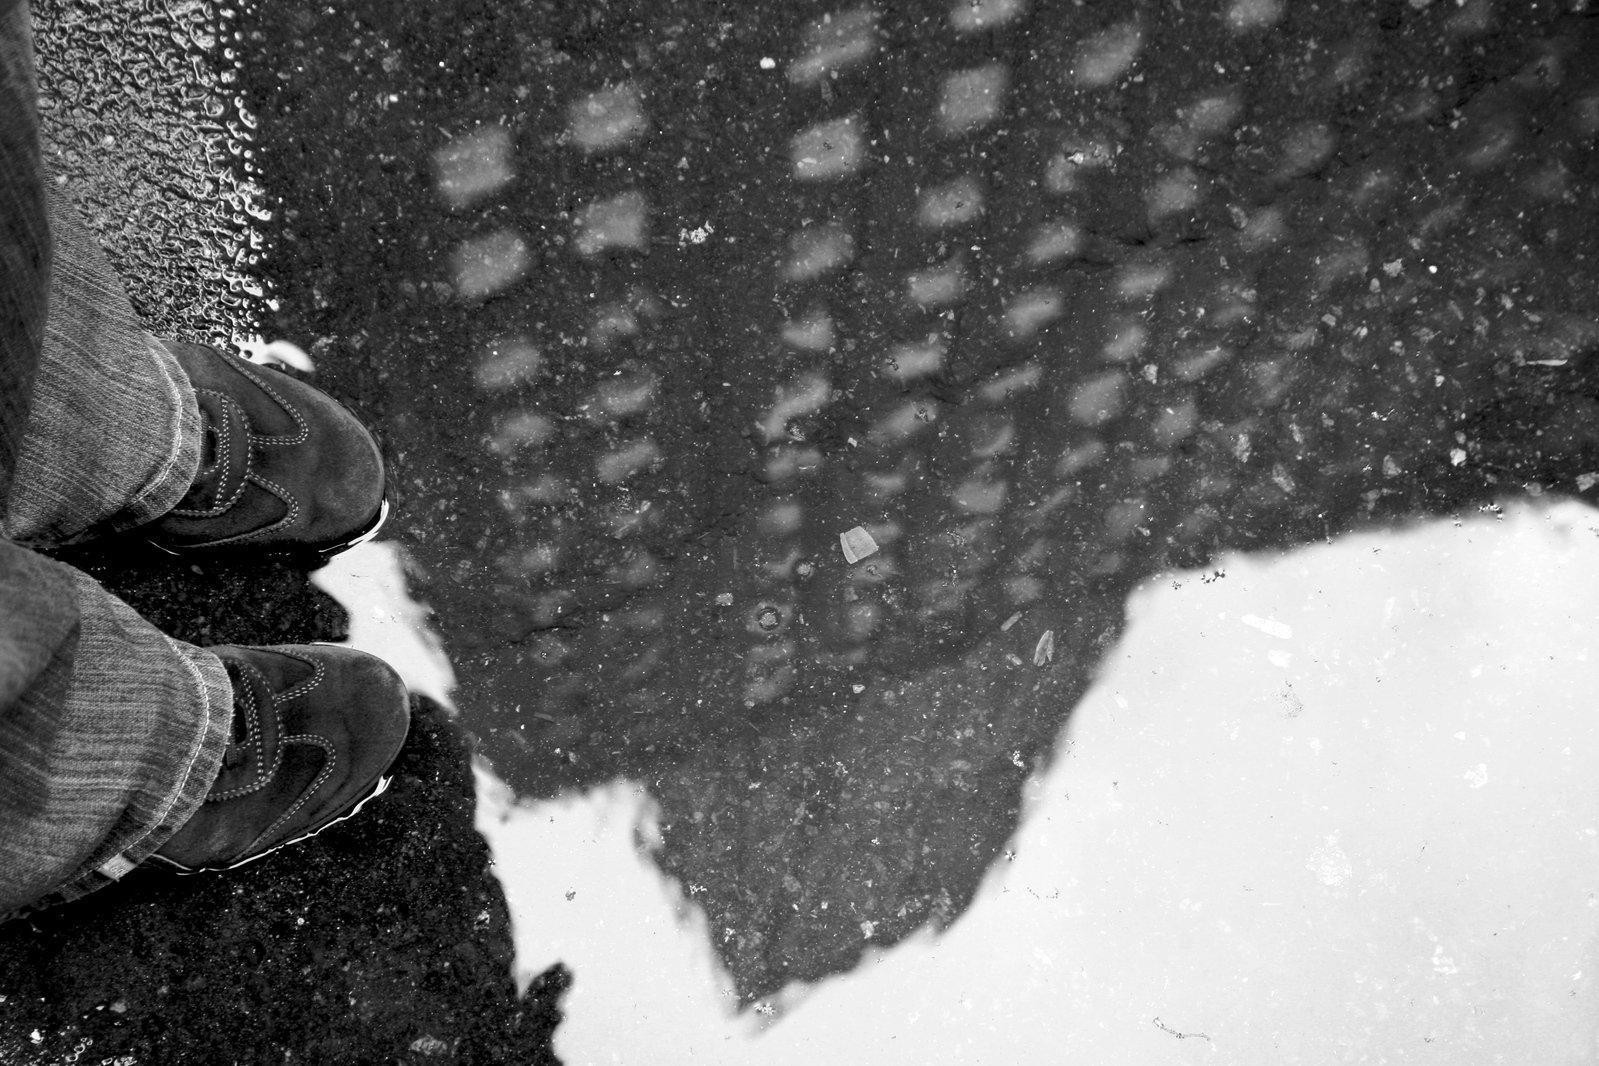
[839,526,879,564]
[240,339,315,373]
[1242,613,1292,640]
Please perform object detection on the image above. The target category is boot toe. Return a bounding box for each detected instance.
[147,342,389,557]
[150,644,411,874]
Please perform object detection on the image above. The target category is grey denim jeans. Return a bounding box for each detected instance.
[0,0,232,921]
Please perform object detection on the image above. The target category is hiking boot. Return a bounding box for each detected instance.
[149,644,411,874]
[145,341,388,558]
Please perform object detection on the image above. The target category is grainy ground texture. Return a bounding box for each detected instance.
[3,0,1599,1062]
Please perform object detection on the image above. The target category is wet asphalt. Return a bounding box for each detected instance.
[4,0,1599,1062]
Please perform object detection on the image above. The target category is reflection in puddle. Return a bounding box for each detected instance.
[1001,288,1062,338]
[473,335,544,390]
[311,541,456,710]
[245,2,1599,1053]
[432,126,515,210]
[572,190,649,257]
[567,83,647,154]
[780,222,856,282]
[450,228,531,300]
[936,64,1009,137]
[468,505,1599,1063]
[916,174,984,228]
[789,8,879,87]
[1227,0,1283,32]
[1071,21,1144,88]
[790,115,865,181]
[905,257,967,308]
[780,309,835,352]
[949,0,1027,34]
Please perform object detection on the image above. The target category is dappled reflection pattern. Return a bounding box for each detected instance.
[248,0,1599,1001]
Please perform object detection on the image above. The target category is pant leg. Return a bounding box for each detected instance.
[0,2,229,922]
[0,185,205,547]
[0,0,49,506]
[0,0,202,548]
[0,541,232,920]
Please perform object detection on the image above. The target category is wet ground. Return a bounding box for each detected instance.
[4,0,1599,1062]
[480,501,1599,1061]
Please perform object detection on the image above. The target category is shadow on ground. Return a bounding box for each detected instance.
[0,551,564,1065]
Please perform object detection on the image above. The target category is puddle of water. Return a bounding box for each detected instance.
[310,540,456,710]
[465,503,1599,1063]
[311,508,1599,1062]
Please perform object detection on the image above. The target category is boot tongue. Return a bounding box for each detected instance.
[176,391,252,513]
[224,684,250,768]
[210,657,283,796]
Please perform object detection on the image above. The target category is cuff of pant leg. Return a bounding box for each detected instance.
[94,334,204,532]
[122,635,233,859]
[1,333,205,548]
[15,636,231,916]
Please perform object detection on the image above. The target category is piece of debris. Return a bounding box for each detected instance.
[1242,613,1292,640]
[1000,611,1022,632]
[1152,1017,1211,1042]
[409,1035,451,1056]
[240,338,314,372]
[1033,629,1055,666]
[678,221,714,245]
[839,525,879,563]
[715,592,733,606]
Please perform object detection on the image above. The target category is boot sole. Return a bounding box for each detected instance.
[146,772,395,876]
[144,643,411,876]
[145,494,389,562]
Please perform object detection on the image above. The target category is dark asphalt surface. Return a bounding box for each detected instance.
[5,0,1599,1062]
